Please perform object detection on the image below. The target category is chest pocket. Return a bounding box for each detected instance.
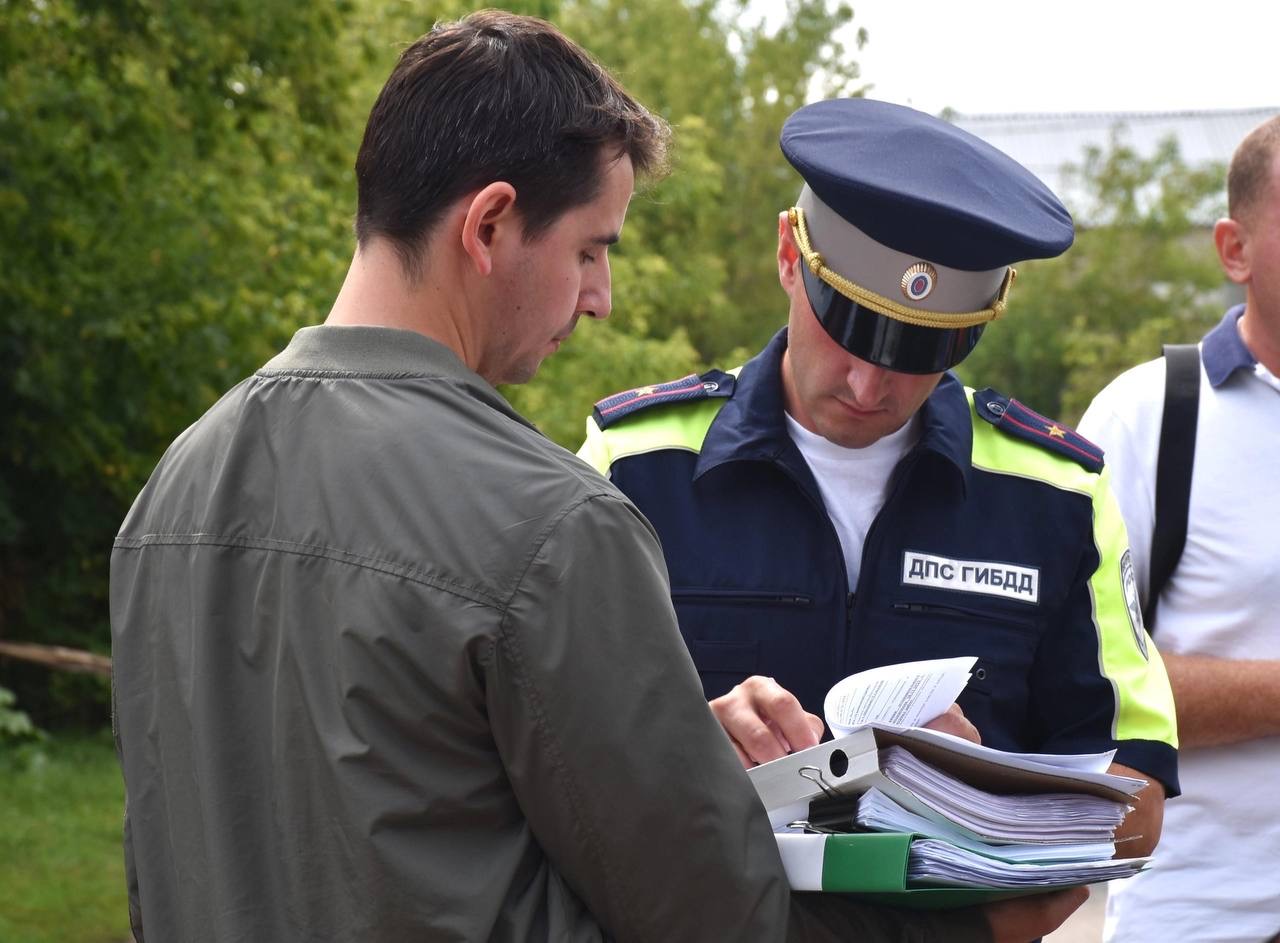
[672,588,814,700]
[859,598,1044,749]
[883,599,1043,692]
[690,639,759,676]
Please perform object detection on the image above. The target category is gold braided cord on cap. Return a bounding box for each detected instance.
[788,207,1015,329]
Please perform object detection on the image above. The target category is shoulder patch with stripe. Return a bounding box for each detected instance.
[972,388,1104,473]
[592,369,736,430]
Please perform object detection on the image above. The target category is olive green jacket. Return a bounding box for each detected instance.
[111,325,987,942]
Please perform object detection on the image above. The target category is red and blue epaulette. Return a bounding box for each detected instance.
[973,389,1104,473]
[592,370,736,430]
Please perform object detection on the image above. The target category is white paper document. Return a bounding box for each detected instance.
[906,838,1149,888]
[855,788,1117,862]
[876,745,1129,843]
[871,725,1140,794]
[823,655,976,735]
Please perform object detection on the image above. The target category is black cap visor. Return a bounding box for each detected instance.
[800,263,985,374]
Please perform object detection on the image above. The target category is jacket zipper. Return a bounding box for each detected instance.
[891,601,1039,632]
[853,452,924,643]
[771,459,853,661]
[671,589,813,606]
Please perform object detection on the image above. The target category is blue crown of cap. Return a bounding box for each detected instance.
[780,99,1074,272]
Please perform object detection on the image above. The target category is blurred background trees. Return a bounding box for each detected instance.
[957,135,1225,420]
[0,0,1228,727]
[2,0,370,722]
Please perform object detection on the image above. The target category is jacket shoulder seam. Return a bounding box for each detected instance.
[968,460,1096,500]
[112,531,506,609]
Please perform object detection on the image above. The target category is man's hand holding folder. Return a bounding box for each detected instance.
[981,886,1091,943]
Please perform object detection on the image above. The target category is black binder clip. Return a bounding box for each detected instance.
[805,792,860,834]
[797,766,839,799]
[793,765,860,834]
[786,819,842,835]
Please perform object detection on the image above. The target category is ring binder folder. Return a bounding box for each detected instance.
[746,727,880,827]
[747,722,1150,903]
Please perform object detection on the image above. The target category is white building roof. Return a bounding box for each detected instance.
[951,107,1279,219]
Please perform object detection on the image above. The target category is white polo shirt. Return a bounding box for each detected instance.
[1078,306,1280,943]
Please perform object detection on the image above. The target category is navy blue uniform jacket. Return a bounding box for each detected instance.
[581,330,1179,795]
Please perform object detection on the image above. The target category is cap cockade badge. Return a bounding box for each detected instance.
[900,262,937,301]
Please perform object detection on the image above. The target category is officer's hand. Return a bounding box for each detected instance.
[977,886,1089,942]
[922,702,981,744]
[709,676,825,768]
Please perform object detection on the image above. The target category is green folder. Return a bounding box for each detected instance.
[781,832,1050,909]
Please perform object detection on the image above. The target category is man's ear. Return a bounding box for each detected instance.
[1213,216,1251,285]
[460,182,519,277]
[777,212,801,291]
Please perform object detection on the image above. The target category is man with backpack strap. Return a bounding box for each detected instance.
[1078,114,1280,943]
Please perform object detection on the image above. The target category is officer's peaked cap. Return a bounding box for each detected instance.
[779,98,1074,373]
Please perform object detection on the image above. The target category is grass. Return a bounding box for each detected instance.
[0,730,131,943]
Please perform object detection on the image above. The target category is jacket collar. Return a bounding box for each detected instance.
[262,325,535,431]
[1202,304,1255,388]
[694,328,972,493]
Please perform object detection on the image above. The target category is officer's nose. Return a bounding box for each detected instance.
[845,357,891,405]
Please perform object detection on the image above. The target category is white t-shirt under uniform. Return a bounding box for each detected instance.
[785,413,920,590]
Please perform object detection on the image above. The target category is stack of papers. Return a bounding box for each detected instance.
[906,839,1148,888]
[855,788,1116,863]
[748,656,1153,897]
[840,747,1143,889]
[877,745,1129,844]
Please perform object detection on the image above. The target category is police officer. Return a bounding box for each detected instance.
[579,98,1178,856]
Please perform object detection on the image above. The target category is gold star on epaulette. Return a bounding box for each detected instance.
[1046,424,1067,439]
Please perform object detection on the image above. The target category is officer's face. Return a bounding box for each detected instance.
[778,222,943,448]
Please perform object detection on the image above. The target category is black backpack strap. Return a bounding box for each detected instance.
[1146,344,1201,629]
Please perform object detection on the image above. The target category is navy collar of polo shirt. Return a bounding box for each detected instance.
[693,328,974,494]
[1202,304,1255,388]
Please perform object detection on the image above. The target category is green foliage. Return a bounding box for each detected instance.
[0,730,127,942]
[957,133,1226,423]
[0,0,863,718]
[2,0,1235,730]
[0,685,41,743]
[0,0,411,719]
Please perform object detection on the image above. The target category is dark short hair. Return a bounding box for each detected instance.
[1227,114,1280,222]
[354,10,670,278]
